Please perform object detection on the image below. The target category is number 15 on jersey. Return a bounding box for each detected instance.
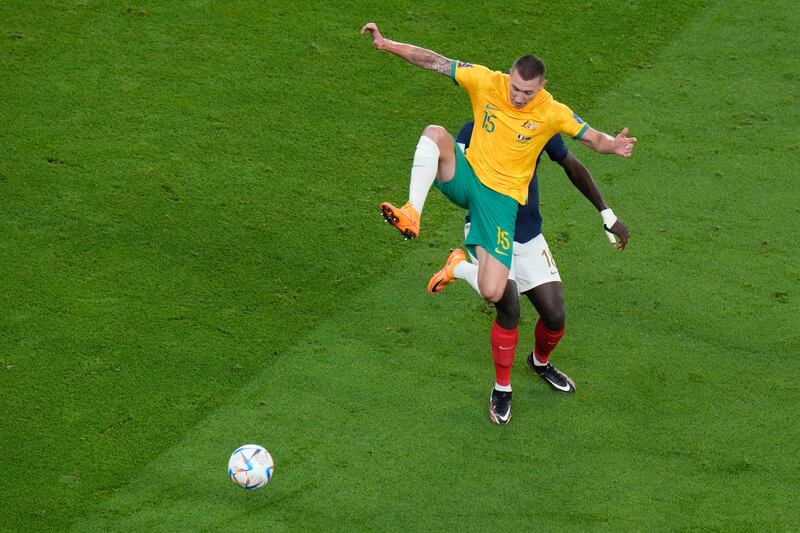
[482,110,496,133]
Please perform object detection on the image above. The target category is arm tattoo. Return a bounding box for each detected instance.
[410,47,452,76]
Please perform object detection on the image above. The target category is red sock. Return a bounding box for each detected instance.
[491,321,518,387]
[534,318,565,364]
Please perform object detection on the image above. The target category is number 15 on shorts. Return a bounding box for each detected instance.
[497,227,510,251]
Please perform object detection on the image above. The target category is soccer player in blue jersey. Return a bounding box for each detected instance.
[429,121,629,395]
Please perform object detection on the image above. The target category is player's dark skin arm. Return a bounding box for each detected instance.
[522,151,629,330]
[556,152,629,249]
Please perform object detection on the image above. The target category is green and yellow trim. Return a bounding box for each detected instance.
[573,123,590,140]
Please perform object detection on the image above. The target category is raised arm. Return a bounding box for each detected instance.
[557,152,629,250]
[361,23,453,77]
[579,127,637,157]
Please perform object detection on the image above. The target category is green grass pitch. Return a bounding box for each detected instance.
[1,0,799,530]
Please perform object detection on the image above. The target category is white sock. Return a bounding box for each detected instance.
[494,383,512,392]
[453,260,480,294]
[408,135,440,216]
[531,352,547,366]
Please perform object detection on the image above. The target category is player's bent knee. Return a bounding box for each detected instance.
[421,125,449,146]
[480,285,506,304]
[542,310,565,331]
[422,124,445,136]
[537,301,565,330]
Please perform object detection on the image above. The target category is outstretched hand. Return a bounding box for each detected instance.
[612,128,637,158]
[361,23,387,50]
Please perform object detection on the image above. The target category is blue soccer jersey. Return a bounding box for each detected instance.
[458,121,568,244]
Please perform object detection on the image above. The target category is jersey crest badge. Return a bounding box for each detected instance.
[521,120,537,130]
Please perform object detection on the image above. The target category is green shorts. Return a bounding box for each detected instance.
[433,137,518,268]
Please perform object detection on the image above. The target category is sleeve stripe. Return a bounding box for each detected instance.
[450,59,457,80]
[572,123,590,140]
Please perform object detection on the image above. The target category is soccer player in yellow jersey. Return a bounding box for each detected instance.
[362,22,637,424]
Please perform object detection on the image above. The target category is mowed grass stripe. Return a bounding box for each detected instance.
[77,250,496,531]
[77,249,731,531]
[73,2,800,530]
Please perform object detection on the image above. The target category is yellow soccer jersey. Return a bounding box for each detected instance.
[451,61,589,204]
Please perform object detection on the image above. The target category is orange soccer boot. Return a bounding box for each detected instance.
[380,201,420,240]
[427,248,466,295]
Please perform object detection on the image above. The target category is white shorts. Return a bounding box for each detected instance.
[464,223,561,294]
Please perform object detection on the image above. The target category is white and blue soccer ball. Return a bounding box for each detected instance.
[228,444,274,490]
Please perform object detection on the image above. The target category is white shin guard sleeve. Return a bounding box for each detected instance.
[453,260,480,295]
[408,135,440,216]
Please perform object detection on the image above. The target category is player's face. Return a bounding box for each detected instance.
[508,69,545,108]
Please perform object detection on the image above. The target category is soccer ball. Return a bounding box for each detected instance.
[228,444,274,490]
